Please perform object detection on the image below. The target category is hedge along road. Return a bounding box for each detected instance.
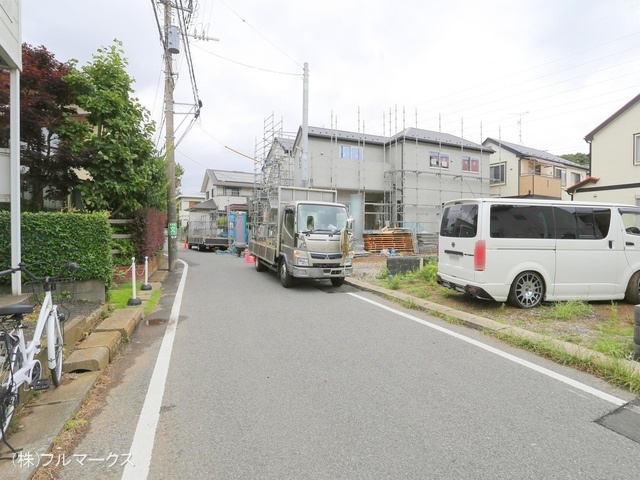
[58,248,639,479]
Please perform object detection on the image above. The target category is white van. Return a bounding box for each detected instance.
[436,198,640,308]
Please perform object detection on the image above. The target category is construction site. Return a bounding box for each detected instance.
[251,114,493,256]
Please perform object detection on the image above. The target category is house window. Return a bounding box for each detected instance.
[555,168,566,187]
[490,163,505,185]
[528,161,541,175]
[226,187,240,196]
[429,152,450,169]
[462,156,480,173]
[635,133,640,165]
[339,145,363,160]
[571,172,581,185]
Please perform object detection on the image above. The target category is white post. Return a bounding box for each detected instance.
[10,69,20,295]
[141,255,152,291]
[128,257,142,306]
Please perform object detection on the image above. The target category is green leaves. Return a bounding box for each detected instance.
[66,41,168,216]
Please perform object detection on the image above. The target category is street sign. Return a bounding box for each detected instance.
[168,222,177,236]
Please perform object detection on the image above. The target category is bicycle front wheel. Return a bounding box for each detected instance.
[0,333,18,435]
[50,316,64,387]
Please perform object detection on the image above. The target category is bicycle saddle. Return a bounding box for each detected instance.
[0,295,33,316]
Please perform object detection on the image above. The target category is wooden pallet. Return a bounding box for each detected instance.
[363,231,414,253]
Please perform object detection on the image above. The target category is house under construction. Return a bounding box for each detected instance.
[253,115,494,253]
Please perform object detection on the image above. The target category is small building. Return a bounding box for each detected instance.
[483,138,588,200]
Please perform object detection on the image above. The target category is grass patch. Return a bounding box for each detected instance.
[107,282,161,314]
[549,300,593,320]
[496,331,640,394]
[107,282,134,309]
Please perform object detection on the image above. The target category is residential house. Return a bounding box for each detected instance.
[570,93,640,206]
[275,126,493,235]
[483,138,588,201]
[200,169,255,209]
[177,193,205,234]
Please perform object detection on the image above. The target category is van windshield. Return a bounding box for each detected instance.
[440,204,478,237]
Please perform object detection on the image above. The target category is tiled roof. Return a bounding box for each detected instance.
[484,138,588,170]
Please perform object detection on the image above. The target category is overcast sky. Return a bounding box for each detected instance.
[21,0,640,195]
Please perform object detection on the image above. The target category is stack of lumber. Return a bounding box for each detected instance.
[363,228,414,253]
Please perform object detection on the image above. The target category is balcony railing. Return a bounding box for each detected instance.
[519,173,562,198]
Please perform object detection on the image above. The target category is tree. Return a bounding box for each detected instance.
[0,44,90,210]
[65,41,168,217]
[560,152,589,166]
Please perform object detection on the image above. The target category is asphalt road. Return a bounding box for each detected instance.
[59,248,640,479]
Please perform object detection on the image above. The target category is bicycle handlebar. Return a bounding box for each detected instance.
[0,262,83,282]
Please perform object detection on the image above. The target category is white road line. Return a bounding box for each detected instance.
[348,292,627,407]
[122,259,188,480]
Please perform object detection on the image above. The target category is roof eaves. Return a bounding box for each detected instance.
[566,176,599,194]
[585,92,640,142]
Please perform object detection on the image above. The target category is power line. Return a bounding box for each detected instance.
[191,43,300,76]
[217,0,303,69]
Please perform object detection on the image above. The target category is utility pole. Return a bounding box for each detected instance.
[165,0,177,271]
[301,62,309,188]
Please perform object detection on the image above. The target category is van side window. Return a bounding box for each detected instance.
[554,207,611,239]
[554,206,577,239]
[440,204,478,237]
[490,205,554,238]
[621,210,640,235]
[590,208,611,238]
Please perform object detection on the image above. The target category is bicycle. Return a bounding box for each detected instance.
[0,262,81,453]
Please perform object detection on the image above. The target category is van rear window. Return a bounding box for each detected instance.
[440,204,478,237]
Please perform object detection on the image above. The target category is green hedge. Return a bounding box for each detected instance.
[0,211,113,288]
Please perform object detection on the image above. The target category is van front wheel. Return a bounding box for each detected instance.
[508,272,544,308]
[625,271,640,304]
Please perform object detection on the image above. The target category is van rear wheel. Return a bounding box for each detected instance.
[625,271,640,304]
[508,271,544,308]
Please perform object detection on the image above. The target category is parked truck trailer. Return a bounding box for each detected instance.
[187,210,230,252]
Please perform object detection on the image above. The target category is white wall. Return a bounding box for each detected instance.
[579,102,640,205]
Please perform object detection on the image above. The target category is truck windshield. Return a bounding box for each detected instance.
[298,204,347,233]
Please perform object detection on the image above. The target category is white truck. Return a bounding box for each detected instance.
[248,186,354,288]
[187,210,230,252]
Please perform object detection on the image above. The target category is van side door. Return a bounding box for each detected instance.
[620,209,640,280]
[553,206,617,299]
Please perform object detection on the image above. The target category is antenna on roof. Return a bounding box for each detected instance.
[510,111,529,143]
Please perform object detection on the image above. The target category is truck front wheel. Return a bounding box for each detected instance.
[255,257,267,272]
[331,277,345,287]
[279,259,294,288]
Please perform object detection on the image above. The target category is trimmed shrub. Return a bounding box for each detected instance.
[0,211,113,288]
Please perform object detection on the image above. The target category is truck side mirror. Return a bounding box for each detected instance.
[346,217,354,231]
